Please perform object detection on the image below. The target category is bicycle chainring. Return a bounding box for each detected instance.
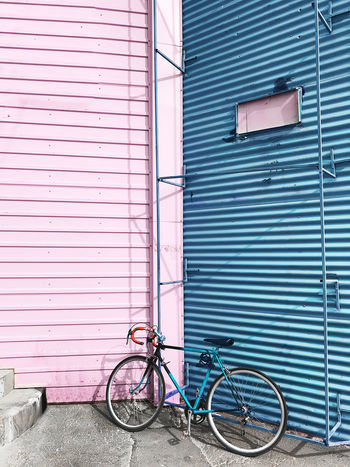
[184,399,206,425]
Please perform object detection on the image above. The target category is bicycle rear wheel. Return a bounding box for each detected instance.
[106,355,165,432]
[207,367,287,457]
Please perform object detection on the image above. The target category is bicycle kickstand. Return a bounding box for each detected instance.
[185,410,192,437]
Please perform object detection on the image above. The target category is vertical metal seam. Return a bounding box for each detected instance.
[314,0,330,444]
[153,0,161,332]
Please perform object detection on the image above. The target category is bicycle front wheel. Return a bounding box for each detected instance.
[207,367,287,457]
[106,355,165,432]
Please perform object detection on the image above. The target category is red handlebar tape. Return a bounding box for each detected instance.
[131,326,158,347]
[131,327,145,345]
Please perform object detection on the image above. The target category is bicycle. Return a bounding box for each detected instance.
[106,323,287,457]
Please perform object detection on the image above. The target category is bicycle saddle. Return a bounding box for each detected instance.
[203,337,234,347]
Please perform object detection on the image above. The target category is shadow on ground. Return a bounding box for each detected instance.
[0,404,350,466]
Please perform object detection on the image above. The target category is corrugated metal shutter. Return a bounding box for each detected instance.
[0,0,152,402]
[183,0,350,440]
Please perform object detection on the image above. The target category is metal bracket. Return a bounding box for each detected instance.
[322,149,336,178]
[313,1,333,33]
[185,362,190,387]
[329,394,350,443]
[156,49,198,74]
[320,275,340,310]
[160,258,188,286]
[156,48,185,73]
[159,165,186,188]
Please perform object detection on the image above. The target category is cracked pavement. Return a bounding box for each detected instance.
[1,404,350,466]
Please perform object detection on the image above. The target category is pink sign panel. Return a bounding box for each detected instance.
[237,89,301,134]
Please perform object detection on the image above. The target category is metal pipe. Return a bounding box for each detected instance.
[159,158,350,181]
[328,439,350,446]
[183,258,188,283]
[335,280,340,311]
[160,279,184,285]
[185,362,190,386]
[322,167,336,178]
[318,8,332,32]
[189,157,350,179]
[159,175,185,180]
[283,432,324,445]
[160,258,187,285]
[329,394,342,439]
[330,148,336,174]
[314,0,330,444]
[158,179,185,188]
[190,163,317,177]
[163,163,316,179]
[153,0,161,333]
[156,48,184,73]
[159,174,187,180]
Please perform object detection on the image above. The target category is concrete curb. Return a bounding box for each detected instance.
[0,388,45,446]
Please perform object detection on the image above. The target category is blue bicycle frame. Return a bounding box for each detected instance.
[156,343,238,415]
[156,343,285,443]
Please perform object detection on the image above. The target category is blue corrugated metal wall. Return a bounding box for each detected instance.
[182,0,350,441]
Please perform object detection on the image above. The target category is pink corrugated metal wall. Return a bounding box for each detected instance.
[0,0,156,402]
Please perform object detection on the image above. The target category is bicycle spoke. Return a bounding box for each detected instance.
[207,368,287,456]
[106,356,165,431]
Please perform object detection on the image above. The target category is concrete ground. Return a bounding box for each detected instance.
[1,404,350,467]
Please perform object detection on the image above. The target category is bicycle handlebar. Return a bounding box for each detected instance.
[130,327,146,345]
[128,326,161,347]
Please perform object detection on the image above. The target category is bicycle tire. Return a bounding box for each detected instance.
[207,367,287,457]
[106,355,165,432]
